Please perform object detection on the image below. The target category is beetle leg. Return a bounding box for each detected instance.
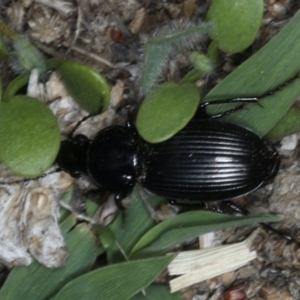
[114,182,135,210]
[168,199,210,211]
[125,120,139,137]
[68,114,96,139]
[200,72,300,113]
[0,167,62,185]
[226,201,299,245]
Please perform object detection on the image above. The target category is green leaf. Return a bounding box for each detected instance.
[85,199,99,218]
[189,52,213,74]
[204,9,300,137]
[266,106,300,139]
[60,214,78,235]
[0,224,98,300]
[0,95,60,177]
[107,186,165,263]
[207,40,220,64]
[207,0,264,53]
[53,256,174,300]
[130,211,282,258]
[136,82,200,143]
[92,224,115,250]
[141,23,210,94]
[2,74,30,102]
[13,37,47,73]
[46,58,64,70]
[180,69,204,84]
[57,61,110,114]
[59,186,75,222]
[131,284,182,300]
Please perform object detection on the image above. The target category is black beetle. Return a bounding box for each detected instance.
[55,98,280,206]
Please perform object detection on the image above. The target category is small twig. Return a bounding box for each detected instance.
[63,43,116,68]
[34,40,116,69]
[65,3,83,58]
[0,167,61,185]
[136,184,160,223]
[115,240,129,261]
[59,200,96,224]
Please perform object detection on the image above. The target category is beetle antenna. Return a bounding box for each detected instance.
[202,72,300,114]
[258,72,300,99]
[0,167,62,185]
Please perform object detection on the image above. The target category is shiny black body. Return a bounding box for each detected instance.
[142,119,279,203]
[56,116,280,204]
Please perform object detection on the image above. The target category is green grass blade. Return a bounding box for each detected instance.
[205,9,300,136]
[266,106,300,139]
[107,186,165,263]
[53,256,174,300]
[130,211,282,258]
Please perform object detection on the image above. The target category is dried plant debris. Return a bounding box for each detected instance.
[27,5,71,44]
[168,230,259,293]
[0,167,72,267]
[34,0,74,15]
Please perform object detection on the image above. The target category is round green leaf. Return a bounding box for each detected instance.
[136,82,200,143]
[2,74,30,102]
[57,61,110,114]
[0,95,60,177]
[207,0,264,53]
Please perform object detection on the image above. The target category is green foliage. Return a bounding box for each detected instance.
[130,212,281,258]
[0,96,60,177]
[207,0,264,53]
[13,37,47,74]
[53,256,174,300]
[136,82,200,143]
[0,22,111,176]
[57,61,110,114]
[205,9,300,137]
[189,52,214,74]
[2,74,30,102]
[0,188,282,299]
[140,23,210,94]
[107,187,165,263]
[266,107,300,139]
